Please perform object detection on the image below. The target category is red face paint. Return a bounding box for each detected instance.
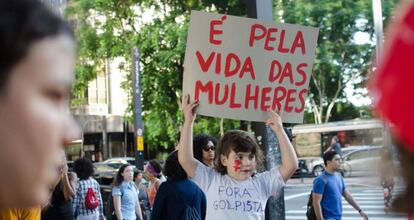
[233,159,241,172]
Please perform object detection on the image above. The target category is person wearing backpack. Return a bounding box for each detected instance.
[112,164,143,220]
[312,151,368,220]
[152,150,206,220]
[72,158,104,220]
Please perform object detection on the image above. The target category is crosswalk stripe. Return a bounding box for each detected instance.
[286,216,406,220]
[302,205,386,209]
[342,200,384,204]
[352,193,387,196]
[287,210,405,215]
[349,196,384,200]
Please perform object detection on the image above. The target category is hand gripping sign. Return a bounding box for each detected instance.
[183,11,319,123]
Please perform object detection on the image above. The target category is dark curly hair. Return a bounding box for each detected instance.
[114,164,133,186]
[214,130,263,175]
[147,160,162,178]
[193,134,217,165]
[73,158,94,180]
[163,151,187,181]
[0,0,74,92]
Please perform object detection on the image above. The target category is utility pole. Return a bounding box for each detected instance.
[372,0,391,150]
[246,0,286,219]
[132,48,145,170]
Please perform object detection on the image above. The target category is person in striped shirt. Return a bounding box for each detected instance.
[72,158,104,220]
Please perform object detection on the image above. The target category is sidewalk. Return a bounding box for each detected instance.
[286,176,382,188]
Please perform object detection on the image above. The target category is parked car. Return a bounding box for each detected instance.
[341,146,383,177]
[297,146,381,177]
[102,157,135,165]
[293,157,324,177]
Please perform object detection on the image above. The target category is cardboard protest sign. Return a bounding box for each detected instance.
[183,11,319,123]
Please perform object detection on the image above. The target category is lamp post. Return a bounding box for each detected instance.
[372,0,391,150]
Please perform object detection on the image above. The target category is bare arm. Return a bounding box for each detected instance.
[178,94,200,178]
[114,195,123,220]
[343,189,368,220]
[323,146,332,154]
[62,170,77,200]
[266,110,298,182]
[312,193,324,220]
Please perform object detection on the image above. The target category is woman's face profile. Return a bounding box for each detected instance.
[0,34,80,207]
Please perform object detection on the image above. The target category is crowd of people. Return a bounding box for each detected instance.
[1,0,414,220]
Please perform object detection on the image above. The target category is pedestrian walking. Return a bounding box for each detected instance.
[42,149,77,220]
[72,158,104,220]
[311,151,368,220]
[178,94,298,219]
[112,165,143,220]
[134,171,151,220]
[144,160,162,209]
[152,150,206,220]
[0,0,80,208]
[324,136,342,156]
[193,134,217,167]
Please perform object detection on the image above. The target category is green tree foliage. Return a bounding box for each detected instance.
[67,0,243,151]
[278,0,397,123]
[68,0,397,151]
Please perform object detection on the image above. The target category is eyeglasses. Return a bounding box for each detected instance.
[203,146,215,152]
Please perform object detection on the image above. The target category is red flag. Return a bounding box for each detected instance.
[370,2,414,153]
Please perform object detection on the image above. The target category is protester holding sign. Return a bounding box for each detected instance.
[178,94,298,220]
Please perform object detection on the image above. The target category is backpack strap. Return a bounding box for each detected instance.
[320,176,329,197]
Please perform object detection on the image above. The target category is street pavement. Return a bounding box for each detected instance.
[284,176,407,220]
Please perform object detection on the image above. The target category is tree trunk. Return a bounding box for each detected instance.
[220,118,224,136]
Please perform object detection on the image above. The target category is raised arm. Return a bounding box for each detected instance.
[178,94,200,178]
[62,169,77,200]
[266,110,298,182]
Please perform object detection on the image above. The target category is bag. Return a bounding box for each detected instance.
[306,177,328,220]
[181,205,201,220]
[306,192,317,220]
[85,187,99,210]
[105,193,115,220]
[105,186,124,220]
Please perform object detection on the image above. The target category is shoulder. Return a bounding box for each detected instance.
[194,160,220,177]
[90,178,100,187]
[313,174,327,185]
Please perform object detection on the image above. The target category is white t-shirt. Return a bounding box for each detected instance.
[192,161,285,220]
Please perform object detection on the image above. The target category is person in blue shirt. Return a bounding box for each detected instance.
[113,164,143,220]
[152,150,206,220]
[312,151,368,220]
